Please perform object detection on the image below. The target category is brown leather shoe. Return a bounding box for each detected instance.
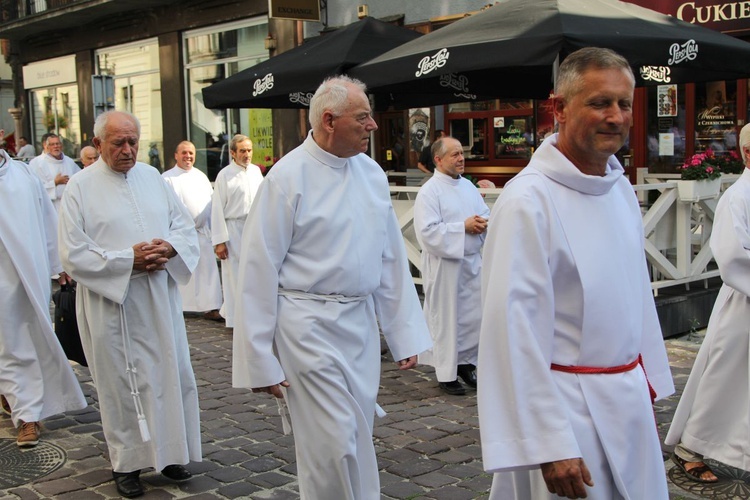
[17,421,41,447]
[203,310,223,321]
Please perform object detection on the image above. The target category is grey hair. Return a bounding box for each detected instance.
[43,133,59,146]
[230,134,251,152]
[555,47,634,99]
[93,111,141,141]
[431,136,456,160]
[309,75,368,130]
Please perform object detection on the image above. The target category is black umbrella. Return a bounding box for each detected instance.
[350,0,750,108]
[201,17,421,109]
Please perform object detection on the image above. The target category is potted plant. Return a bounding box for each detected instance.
[675,149,722,202]
[714,149,745,175]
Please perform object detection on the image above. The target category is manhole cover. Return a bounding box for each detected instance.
[0,438,66,489]
[669,458,750,499]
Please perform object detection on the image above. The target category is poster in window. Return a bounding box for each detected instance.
[249,109,273,171]
[409,108,430,154]
[657,85,677,117]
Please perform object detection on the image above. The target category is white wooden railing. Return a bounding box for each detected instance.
[391,169,738,293]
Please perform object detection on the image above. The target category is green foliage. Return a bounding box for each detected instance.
[678,148,739,180]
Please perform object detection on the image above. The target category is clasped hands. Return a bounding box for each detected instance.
[464,215,488,235]
[132,238,176,272]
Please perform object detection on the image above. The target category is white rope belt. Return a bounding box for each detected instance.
[277,288,367,303]
[275,287,385,435]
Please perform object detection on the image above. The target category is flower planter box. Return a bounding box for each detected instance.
[721,173,741,182]
[676,178,721,202]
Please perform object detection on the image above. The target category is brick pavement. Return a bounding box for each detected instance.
[0,316,732,499]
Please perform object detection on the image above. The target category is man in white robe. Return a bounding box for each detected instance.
[232,76,432,500]
[210,134,263,327]
[163,141,223,320]
[414,136,489,396]
[665,123,750,482]
[16,136,36,161]
[28,133,80,211]
[58,111,201,498]
[0,148,86,447]
[79,145,99,168]
[478,48,674,500]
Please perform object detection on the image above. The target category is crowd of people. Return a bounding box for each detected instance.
[0,46,748,499]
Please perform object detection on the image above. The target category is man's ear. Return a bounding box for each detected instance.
[322,111,335,132]
[551,96,566,123]
[92,137,101,151]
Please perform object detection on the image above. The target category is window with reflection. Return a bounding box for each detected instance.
[446,98,534,163]
[494,116,534,159]
[646,84,686,174]
[29,84,81,158]
[695,81,737,156]
[184,20,267,180]
[96,40,162,168]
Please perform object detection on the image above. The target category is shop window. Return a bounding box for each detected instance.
[448,100,496,112]
[184,19,268,180]
[493,116,534,159]
[96,40,162,168]
[646,84,686,174]
[449,118,487,159]
[695,81,737,155]
[446,98,534,164]
[30,84,80,158]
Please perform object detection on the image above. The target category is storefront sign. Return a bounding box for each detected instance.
[22,55,77,89]
[625,0,750,34]
[268,0,320,21]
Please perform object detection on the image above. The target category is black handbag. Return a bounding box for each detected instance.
[52,282,88,367]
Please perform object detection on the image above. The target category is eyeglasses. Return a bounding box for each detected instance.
[334,111,374,125]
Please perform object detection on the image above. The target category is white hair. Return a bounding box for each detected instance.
[93,111,141,141]
[309,76,368,130]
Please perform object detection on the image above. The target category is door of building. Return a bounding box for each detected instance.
[378,111,407,172]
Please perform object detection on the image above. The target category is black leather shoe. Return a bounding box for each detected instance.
[162,464,192,481]
[457,364,477,388]
[438,380,466,395]
[112,470,143,498]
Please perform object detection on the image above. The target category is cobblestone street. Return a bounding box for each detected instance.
[0,315,746,499]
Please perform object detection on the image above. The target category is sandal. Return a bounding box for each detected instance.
[671,452,719,483]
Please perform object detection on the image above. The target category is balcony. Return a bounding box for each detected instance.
[0,0,179,40]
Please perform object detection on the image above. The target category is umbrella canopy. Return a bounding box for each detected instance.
[201,17,421,109]
[350,0,750,108]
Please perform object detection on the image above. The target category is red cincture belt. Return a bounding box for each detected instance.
[551,354,656,404]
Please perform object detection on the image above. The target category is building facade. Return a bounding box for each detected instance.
[0,0,281,173]
[2,0,750,182]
